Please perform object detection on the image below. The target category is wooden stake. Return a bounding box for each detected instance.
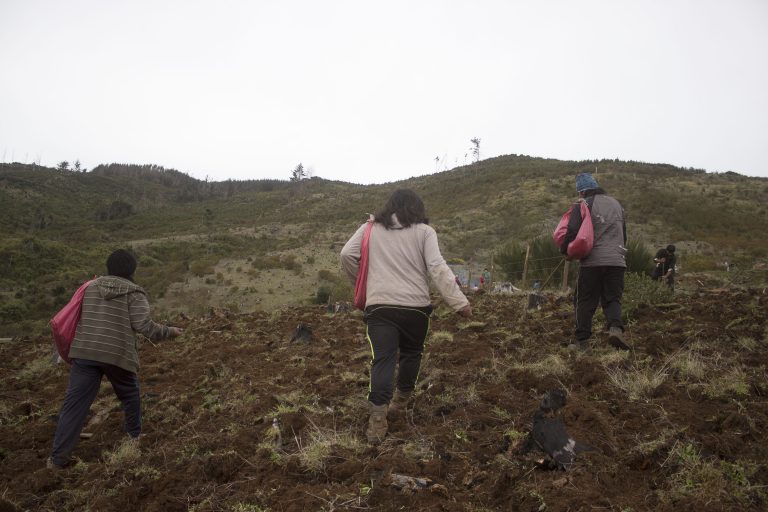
[562,260,570,291]
[490,250,494,289]
[521,244,530,288]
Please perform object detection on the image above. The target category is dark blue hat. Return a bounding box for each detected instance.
[575,173,598,192]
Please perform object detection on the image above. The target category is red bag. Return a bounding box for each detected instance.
[50,279,95,363]
[552,200,594,260]
[353,220,374,310]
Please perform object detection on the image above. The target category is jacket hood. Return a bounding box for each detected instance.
[95,276,145,300]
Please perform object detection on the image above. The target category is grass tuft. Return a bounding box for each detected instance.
[605,363,668,400]
[662,441,763,506]
[457,321,487,331]
[702,367,750,398]
[429,330,454,343]
[296,423,364,474]
[669,350,706,381]
[512,354,571,378]
[104,437,141,473]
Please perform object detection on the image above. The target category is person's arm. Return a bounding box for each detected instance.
[622,219,627,246]
[128,293,180,340]
[663,255,676,278]
[340,222,367,285]
[561,202,583,254]
[423,228,470,313]
[622,204,627,245]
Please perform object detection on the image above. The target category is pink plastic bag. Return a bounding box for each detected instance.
[353,220,374,310]
[50,279,94,364]
[552,201,594,260]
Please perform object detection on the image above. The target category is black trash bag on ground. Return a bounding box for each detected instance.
[520,388,593,470]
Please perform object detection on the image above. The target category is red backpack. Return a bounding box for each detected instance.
[552,199,594,260]
[50,280,95,363]
[353,219,374,310]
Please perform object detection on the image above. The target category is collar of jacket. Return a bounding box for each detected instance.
[95,275,146,300]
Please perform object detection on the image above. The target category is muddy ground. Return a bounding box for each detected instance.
[1,287,767,511]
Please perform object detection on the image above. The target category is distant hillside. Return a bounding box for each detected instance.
[1,157,766,335]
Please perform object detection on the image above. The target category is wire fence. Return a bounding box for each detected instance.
[449,254,572,292]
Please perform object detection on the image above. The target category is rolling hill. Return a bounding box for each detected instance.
[1,156,767,336]
[0,157,767,511]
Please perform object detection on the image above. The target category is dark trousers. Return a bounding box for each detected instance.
[50,359,141,466]
[364,305,432,406]
[575,266,625,341]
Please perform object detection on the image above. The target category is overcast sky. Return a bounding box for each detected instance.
[1,0,767,183]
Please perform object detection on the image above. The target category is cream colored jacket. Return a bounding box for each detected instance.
[340,216,469,311]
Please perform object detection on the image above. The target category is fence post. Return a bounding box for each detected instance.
[562,260,570,291]
[521,243,530,288]
[490,250,494,289]
[467,258,473,290]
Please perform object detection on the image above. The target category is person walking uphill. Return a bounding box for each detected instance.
[48,250,182,469]
[340,189,471,444]
[561,173,630,351]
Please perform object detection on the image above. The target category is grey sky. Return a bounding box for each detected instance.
[1,0,767,183]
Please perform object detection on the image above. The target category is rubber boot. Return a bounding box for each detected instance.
[366,402,388,444]
[389,389,412,413]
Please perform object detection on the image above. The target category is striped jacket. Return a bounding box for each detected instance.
[68,276,170,373]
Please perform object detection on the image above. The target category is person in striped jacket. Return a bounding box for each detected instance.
[48,249,182,469]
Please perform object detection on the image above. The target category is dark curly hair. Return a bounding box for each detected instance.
[106,249,137,281]
[374,189,429,229]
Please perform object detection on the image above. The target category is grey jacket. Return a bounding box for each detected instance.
[340,216,469,311]
[68,276,171,373]
[580,194,627,268]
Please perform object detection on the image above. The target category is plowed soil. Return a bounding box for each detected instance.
[1,288,767,511]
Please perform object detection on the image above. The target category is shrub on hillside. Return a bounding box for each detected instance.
[497,237,657,288]
[315,286,331,304]
[623,272,673,319]
[0,302,26,324]
[331,281,353,303]
[625,240,653,276]
[318,269,334,281]
[189,258,217,277]
[494,236,567,288]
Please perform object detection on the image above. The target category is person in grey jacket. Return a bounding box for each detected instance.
[48,249,182,469]
[341,189,471,444]
[561,173,630,351]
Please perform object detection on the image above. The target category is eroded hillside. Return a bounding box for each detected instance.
[1,286,766,511]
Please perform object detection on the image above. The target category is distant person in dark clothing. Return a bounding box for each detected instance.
[662,244,677,291]
[48,250,182,469]
[652,248,669,281]
[561,173,630,351]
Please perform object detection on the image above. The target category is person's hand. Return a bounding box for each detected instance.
[168,327,183,338]
[457,305,472,317]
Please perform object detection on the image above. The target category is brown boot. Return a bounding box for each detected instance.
[389,389,413,413]
[608,327,631,350]
[366,402,388,444]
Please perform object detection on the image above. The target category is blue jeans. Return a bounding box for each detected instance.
[50,359,141,466]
